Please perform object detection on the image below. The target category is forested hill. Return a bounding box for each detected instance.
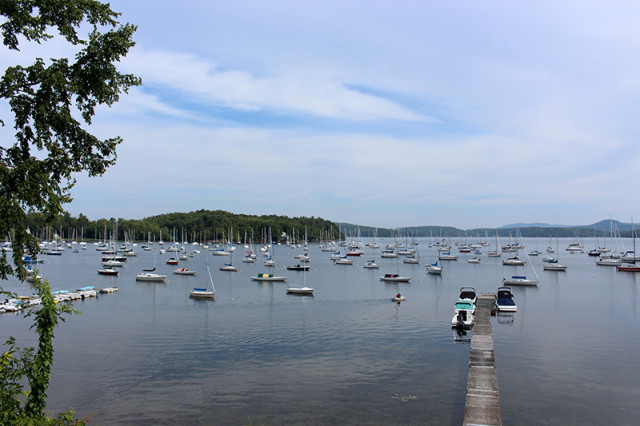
[25,210,339,243]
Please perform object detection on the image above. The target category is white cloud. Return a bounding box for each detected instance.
[120,49,429,121]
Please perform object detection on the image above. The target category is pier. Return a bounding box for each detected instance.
[463,294,501,426]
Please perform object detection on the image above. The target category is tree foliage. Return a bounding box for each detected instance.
[0,0,139,421]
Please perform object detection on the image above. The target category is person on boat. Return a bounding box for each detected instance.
[396,293,401,299]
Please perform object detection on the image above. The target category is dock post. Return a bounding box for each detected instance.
[463,293,501,425]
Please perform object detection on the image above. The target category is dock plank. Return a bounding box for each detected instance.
[463,294,501,426]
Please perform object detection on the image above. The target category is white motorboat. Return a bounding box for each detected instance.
[458,286,477,305]
[451,300,474,328]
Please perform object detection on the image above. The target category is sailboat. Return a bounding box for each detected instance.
[617,219,640,272]
[286,258,314,295]
[503,251,539,285]
[403,247,420,264]
[380,256,411,282]
[543,238,567,271]
[190,264,216,298]
[137,251,167,282]
[220,249,238,271]
[426,260,443,274]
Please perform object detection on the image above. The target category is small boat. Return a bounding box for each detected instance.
[363,260,379,269]
[99,287,119,293]
[102,260,124,267]
[617,264,640,272]
[98,268,119,276]
[190,265,216,299]
[596,257,622,266]
[174,268,196,276]
[391,293,405,302]
[502,275,538,286]
[286,286,315,295]
[334,257,353,265]
[438,251,458,261]
[219,263,238,272]
[543,238,567,271]
[495,286,517,312]
[543,263,567,271]
[458,286,477,305]
[287,264,310,271]
[426,261,443,275]
[403,256,420,264]
[379,273,411,282]
[467,257,481,264]
[136,272,167,282]
[251,273,287,282]
[166,258,178,265]
[451,300,474,328]
[502,256,525,266]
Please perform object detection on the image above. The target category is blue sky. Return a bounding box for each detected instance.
[3,1,640,228]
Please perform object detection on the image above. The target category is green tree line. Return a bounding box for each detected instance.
[23,209,341,243]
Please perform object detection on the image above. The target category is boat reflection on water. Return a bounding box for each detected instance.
[496,311,516,325]
[453,327,471,343]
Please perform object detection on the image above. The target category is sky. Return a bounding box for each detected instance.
[3,0,640,229]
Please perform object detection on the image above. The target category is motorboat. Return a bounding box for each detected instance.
[451,300,474,328]
[467,257,481,264]
[495,286,517,312]
[98,268,119,276]
[335,257,353,265]
[502,275,538,286]
[458,286,477,305]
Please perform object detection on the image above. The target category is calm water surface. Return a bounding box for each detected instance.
[2,237,640,425]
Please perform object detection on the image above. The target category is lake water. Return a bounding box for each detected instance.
[2,237,640,425]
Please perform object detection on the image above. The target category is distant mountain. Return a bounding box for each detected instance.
[500,223,570,229]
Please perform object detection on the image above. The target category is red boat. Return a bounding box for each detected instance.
[617,264,640,272]
[346,250,362,256]
[166,258,179,265]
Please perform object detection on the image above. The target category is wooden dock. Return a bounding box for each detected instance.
[463,294,501,426]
